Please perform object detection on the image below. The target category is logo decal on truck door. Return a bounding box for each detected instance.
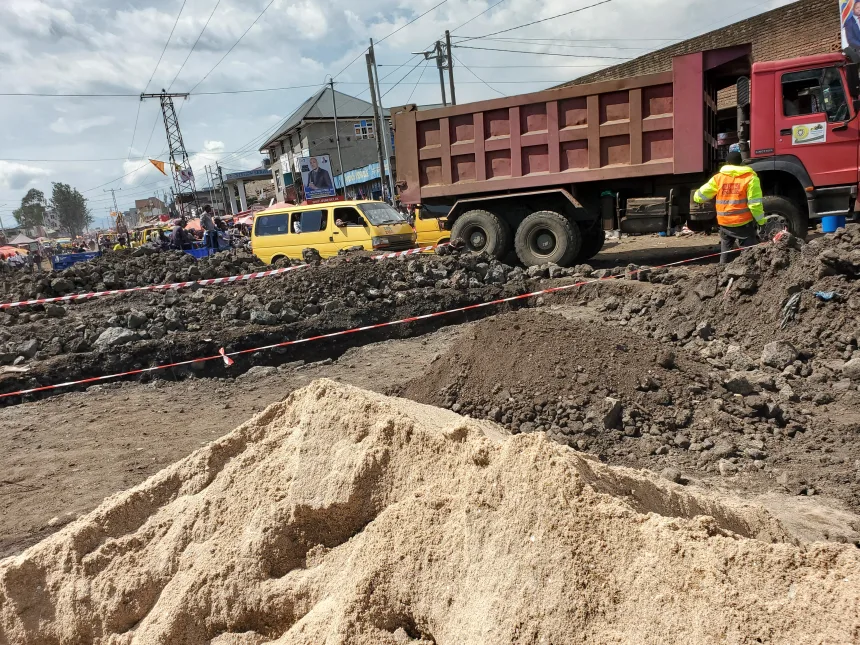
[792,122,826,145]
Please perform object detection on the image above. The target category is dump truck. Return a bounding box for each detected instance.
[392,44,860,266]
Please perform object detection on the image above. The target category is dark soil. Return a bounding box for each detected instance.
[0,249,541,402]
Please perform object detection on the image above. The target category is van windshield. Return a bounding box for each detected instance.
[357,202,407,225]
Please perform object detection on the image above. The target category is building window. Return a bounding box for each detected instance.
[354,119,375,139]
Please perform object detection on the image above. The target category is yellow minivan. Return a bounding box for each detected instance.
[251,200,416,264]
[413,206,450,248]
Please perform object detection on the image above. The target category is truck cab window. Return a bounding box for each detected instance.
[782,67,849,122]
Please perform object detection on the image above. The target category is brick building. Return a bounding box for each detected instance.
[561,0,840,94]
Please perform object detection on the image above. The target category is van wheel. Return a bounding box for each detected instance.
[761,196,808,240]
[271,255,286,265]
[450,210,511,259]
[575,221,606,262]
[515,211,581,267]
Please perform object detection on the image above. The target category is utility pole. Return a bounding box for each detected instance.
[328,79,346,198]
[140,91,197,219]
[445,30,456,105]
[205,165,217,211]
[415,39,454,107]
[217,164,230,213]
[366,52,389,201]
[370,39,397,203]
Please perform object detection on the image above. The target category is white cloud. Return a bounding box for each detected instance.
[284,0,330,40]
[0,161,51,191]
[50,115,115,135]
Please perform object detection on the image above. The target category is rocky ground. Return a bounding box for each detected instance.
[1,229,859,558]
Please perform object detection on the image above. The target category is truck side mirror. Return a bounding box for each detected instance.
[846,62,860,99]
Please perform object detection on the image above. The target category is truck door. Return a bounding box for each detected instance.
[774,66,858,187]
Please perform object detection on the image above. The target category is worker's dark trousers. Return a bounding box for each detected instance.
[719,222,757,264]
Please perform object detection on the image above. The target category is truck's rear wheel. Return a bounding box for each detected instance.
[514,211,581,267]
[761,195,808,240]
[450,210,511,259]
[575,221,606,262]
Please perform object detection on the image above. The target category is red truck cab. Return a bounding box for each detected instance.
[746,52,860,224]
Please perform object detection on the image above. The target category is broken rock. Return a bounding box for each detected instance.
[761,341,799,370]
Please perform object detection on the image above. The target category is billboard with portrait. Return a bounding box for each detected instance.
[842,0,860,49]
[299,155,336,202]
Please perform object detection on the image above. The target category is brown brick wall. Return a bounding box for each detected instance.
[560,0,841,89]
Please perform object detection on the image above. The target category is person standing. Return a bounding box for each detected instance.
[694,147,766,264]
[201,205,217,253]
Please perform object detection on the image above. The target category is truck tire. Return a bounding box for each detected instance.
[450,210,511,259]
[761,195,808,240]
[514,211,581,267]
[575,221,606,262]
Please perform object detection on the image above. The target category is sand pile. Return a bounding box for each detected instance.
[1,380,858,645]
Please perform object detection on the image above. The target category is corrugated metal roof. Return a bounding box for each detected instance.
[260,87,377,151]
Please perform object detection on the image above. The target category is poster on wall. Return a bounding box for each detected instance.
[842,0,860,49]
[299,155,337,202]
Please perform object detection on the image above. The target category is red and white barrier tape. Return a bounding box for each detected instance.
[0,240,772,400]
[0,243,449,310]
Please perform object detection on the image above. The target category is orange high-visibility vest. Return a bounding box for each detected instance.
[712,173,755,227]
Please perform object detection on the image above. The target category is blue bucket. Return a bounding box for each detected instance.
[821,215,846,233]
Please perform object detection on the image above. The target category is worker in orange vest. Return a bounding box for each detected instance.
[694,148,766,264]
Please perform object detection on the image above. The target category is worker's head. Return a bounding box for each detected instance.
[203,204,212,214]
[726,150,744,166]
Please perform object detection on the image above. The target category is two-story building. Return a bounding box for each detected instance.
[259,86,393,202]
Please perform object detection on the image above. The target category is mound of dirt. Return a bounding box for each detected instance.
[399,309,860,511]
[1,380,858,644]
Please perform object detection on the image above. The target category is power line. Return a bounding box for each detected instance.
[449,0,510,34]
[186,0,277,94]
[453,36,681,42]
[407,61,431,103]
[458,38,652,51]
[378,0,449,45]
[380,63,608,68]
[142,0,189,94]
[0,151,250,162]
[453,45,632,59]
[454,0,614,45]
[380,58,429,99]
[167,0,222,90]
[451,53,504,96]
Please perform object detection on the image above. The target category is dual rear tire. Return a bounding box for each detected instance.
[450,208,603,266]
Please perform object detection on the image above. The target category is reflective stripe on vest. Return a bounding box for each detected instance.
[714,173,754,226]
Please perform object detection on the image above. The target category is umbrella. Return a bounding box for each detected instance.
[184,218,202,231]
[0,246,27,259]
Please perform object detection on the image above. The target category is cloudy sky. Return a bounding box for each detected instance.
[0,0,798,229]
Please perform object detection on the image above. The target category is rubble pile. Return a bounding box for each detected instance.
[2,381,857,645]
[402,231,860,508]
[0,250,272,302]
[0,250,532,398]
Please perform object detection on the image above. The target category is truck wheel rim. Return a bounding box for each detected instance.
[530,229,556,256]
[759,213,788,241]
[467,228,487,250]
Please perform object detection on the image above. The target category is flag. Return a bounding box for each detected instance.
[149,159,166,175]
[843,0,854,24]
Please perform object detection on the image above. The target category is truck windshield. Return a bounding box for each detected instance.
[357,202,407,225]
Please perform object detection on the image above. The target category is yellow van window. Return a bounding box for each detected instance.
[256,213,289,236]
[333,207,367,227]
[293,209,327,233]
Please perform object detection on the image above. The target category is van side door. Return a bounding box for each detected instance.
[289,209,332,257]
[331,206,371,251]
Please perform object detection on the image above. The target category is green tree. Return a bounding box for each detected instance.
[50,183,93,237]
[12,188,47,229]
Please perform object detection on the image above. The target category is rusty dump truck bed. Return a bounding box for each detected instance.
[393,46,752,205]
